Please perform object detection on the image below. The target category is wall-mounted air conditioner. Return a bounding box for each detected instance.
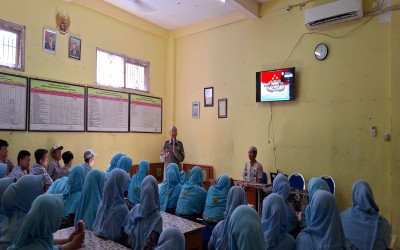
[305,0,363,30]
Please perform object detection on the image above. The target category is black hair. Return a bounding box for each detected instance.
[17,150,30,164]
[0,139,9,149]
[62,151,74,165]
[34,149,48,164]
[84,157,90,163]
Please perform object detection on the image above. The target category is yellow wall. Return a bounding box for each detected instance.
[0,0,170,169]
[172,0,397,238]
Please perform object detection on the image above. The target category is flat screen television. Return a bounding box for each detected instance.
[256,67,295,102]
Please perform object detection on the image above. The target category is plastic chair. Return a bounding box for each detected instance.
[320,175,335,195]
[288,173,305,190]
[261,172,268,184]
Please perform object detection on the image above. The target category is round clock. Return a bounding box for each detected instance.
[314,43,328,60]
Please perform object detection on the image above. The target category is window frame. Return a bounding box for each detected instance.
[0,19,25,72]
[96,47,150,92]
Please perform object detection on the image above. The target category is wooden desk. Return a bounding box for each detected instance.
[53,227,129,249]
[182,163,213,180]
[161,211,204,250]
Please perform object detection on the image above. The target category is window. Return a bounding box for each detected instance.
[0,19,25,71]
[96,48,149,92]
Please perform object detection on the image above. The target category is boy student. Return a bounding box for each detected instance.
[83,149,96,174]
[30,149,53,192]
[0,139,14,174]
[47,145,63,181]
[59,151,74,178]
[8,150,31,180]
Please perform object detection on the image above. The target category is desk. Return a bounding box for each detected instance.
[53,227,129,249]
[161,211,204,250]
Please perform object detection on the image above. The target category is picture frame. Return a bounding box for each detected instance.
[43,28,57,54]
[204,87,214,107]
[218,98,228,118]
[68,36,81,60]
[192,101,200,119]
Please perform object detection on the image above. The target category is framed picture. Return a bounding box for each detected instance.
[69,36,81,60]
[43,28,57,54]
[204,87,214,107]
[192,101,200,119]
[218,98,227,118]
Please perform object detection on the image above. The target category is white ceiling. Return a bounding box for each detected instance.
[103,0,266,30]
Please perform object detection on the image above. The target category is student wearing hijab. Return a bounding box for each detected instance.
[123,175,163,250]
[175,166,207,221]
[0,178,15,227]
[74,169,105,230]
[209,186,247,250]
[46,176,69,195]
[303,177,330,228]
[104,153,125,179]
[154,227,185,250]
[128,160,149,205]
[203,174,231,221]
[93,168,129,243]
[296,190,347,250]
[159,163,182,214]
[272,173,300,235]
[179,170,186,184]
[228,205,265,250]
[116,155,133,175]
[8,194,84,250]
[0,175,43,248]
[0,163,8,178]
[340,180,391,250]
[261,193,295,250]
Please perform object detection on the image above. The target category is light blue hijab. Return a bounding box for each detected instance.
[209,186,247,250]
[0,175,43,248]
[0,163,7,178]
[228,205,265,250]
[179,171,186,184]
[0,178,15,227]
[203,175,230,219]
[124,175,162,250]
[261,193,295,250]
[105,153,125,179]
[159,163,182,211]
[128,160,149,204]
[74,169,105,230]
[341,180,391,250]
[296,190,347,250]
[62,164,85,217]
[116,155,133,174]
[93,168,129,243]
[46,176,68,195]
[176,166,207,215]
[272,173,300,233]
[155,227,185,250]
[305,177,330,227]
[7,194,64,250]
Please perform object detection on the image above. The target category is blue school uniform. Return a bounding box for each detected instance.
[155,227,185,250]
[305,177,330,226]
[46,176,68,195]
[128,160,149,204]
[0,178,15,227]
[159,163,181,211]
[203,175,230,220]
[104,153,125,179]
[62,165,85,217]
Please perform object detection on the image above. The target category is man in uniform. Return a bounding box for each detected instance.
[243,146,264,183]
[160,126,185,180]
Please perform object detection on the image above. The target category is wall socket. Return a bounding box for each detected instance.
[371,125,377,137]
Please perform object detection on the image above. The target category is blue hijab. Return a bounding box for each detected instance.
[272,173,300,233]
[116,155,133,174]
[0,163,7,178]
[341,180,391,250]
[105,153,125,179]
[155,227,185,250]
[159,163,182,211]
[8,194,64,250]
[124,175,162,250]
[203,175,230,219]
[262,193,295,250]
[0,178,15,227]
[93,168,129,243]
[62,165,85,217]
[296,190,347,250]
[128,160,149,204]
[228,205,265,250]
[176,166,207,215]
[209,186,247,250]
[0,175,43,248]
[74,169,105,230]
[46,176,68,195]
[305,177,330,227]
[179,171,186,184]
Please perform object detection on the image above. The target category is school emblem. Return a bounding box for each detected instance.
[168,190,172,198]
[134,187,139,193]
[183,190,189,197]
[213,197,219,204]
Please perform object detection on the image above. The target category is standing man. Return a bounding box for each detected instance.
[160,126,185,180]
[0,139,13,174]
[47,145,63,181]
[243,146,264,183]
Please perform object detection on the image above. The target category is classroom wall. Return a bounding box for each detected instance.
[0,0,170,169]
[172,0,397,238]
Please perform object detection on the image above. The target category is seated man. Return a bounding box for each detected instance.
[0,139,13,175]
[8,150,31,180]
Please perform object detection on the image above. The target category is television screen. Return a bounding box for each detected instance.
[256,67,295,102]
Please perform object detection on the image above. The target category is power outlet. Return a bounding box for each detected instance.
[371,125,377,137]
